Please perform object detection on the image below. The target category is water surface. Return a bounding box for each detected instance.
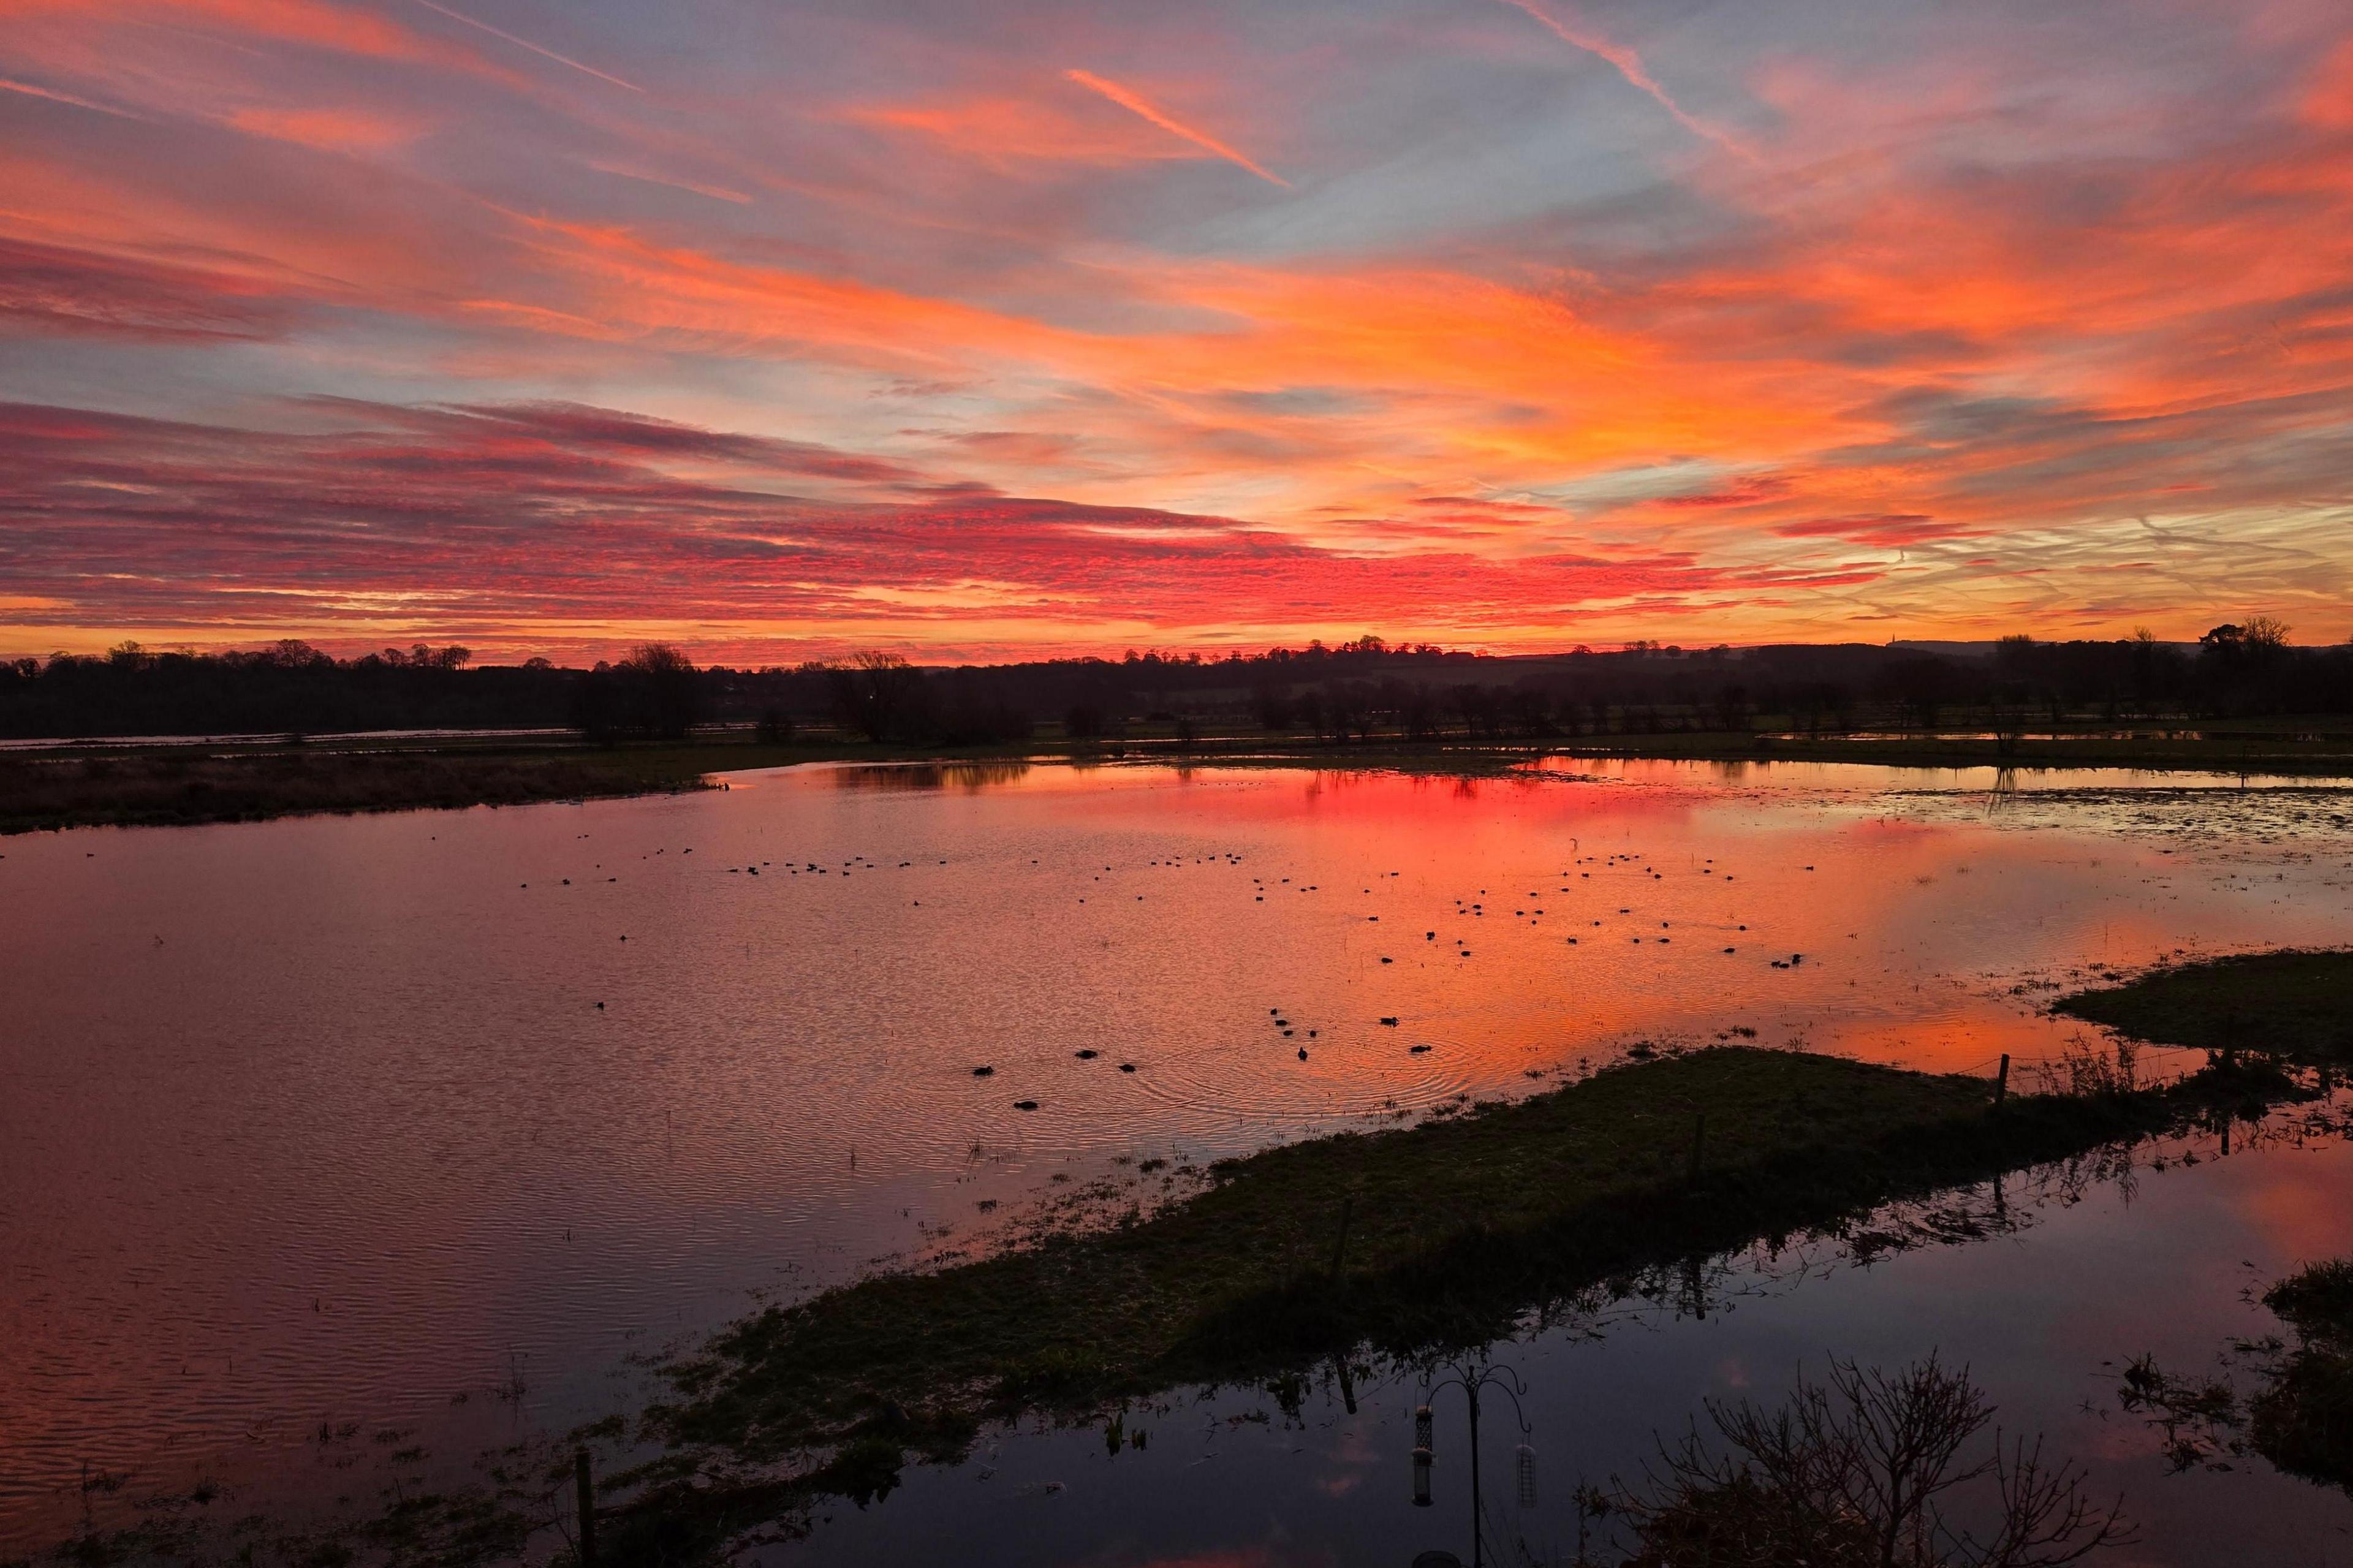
[4,758,2351,1550]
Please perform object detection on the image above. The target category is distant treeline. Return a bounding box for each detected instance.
[4,622,2349,743]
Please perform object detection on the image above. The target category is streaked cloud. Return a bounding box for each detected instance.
[1488,0,1756,162]
[0,0,2348,654]
[408,0,641,92]
[1063,69,1290,187]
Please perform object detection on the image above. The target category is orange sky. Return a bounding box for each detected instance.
[2,0,2351,661]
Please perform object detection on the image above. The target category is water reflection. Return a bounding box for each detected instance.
[26,1086,2353,1566]
[2,760,2350,1549]
[828,760,1035,791]
[1410,1359,1532,1567]
[784,1097,2353,1568]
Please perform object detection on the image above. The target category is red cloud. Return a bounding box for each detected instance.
[0,400,1882,658]
[0,237,298,341]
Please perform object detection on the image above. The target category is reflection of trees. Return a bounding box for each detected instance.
[830,761,1032,792]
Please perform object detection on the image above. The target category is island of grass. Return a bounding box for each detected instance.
[0,737,852,834]
[601,1045,2276,1560]
[2055,949,2353,1058]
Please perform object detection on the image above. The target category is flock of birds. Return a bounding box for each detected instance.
[522,835,1820,1119]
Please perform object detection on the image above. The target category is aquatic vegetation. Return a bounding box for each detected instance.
[2109,1252,2353,1497]
[2250,1260,2353,1493]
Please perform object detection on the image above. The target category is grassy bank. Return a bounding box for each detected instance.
[0,738,851,833]
[607,1047,2265,1559]
[2056,949,2353,1058]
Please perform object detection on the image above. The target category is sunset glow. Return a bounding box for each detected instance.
[4,0,2351,659]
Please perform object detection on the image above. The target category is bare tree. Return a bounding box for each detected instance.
[621,643,700,739]
[2240,614,2292,650]
[828,650,924,741]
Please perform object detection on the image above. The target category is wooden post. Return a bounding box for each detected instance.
[1328,1195,1354,1282]
[575,1448,595,1568]
[1993,1053,2009,1107]
[1688,1113,1706,1182]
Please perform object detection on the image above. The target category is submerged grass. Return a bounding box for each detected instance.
[2054,949,2353,1059]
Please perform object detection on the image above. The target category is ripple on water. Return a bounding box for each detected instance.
[1129,1053,1476,1120]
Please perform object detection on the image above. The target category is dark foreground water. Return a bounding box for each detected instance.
[789,1109,2353,1568]
[4,758,2352,1559]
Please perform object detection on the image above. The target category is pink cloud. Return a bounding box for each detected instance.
[0,399,1881,659]
[0,237,298,340]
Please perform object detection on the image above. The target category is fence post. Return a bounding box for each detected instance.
[576,1448,595,1568]
[1328,1195,1354,1282]
[1993,1053,2009,1108]
[1688,1113,1706,1182]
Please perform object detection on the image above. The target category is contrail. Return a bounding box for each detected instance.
[0,76,141,118]
[1065,69,1290,187]
[1491,0,1754,162]
[412,0,644,93]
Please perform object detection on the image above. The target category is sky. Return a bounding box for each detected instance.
[2,0,2351,662]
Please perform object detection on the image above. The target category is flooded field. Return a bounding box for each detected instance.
[4,757,2352,1557]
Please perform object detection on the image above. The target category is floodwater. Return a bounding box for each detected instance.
[4,758,2352,1556]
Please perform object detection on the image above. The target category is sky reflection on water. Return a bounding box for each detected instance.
[792,1106,2353,1568]
[2,759,2351,1551]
